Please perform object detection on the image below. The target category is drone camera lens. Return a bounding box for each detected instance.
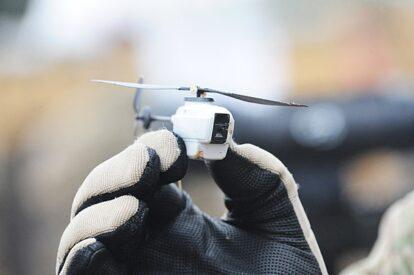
[211,113,230,144]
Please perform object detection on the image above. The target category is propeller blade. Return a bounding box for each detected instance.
[92,79,189,90]
[93,79,307,107]
[200,88,308,107]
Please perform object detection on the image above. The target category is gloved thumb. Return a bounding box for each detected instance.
[207,141,328,275]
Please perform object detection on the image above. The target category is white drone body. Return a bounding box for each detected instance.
[172,98,234,160]
[92,79,306,161]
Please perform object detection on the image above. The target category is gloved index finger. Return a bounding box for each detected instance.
[137,130,188,185]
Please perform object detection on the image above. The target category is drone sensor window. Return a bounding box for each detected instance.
[211,113,230,144]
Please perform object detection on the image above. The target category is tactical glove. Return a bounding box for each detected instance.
[56,130,327,274]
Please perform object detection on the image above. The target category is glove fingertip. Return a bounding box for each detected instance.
[221,141,298,193]
[159,134,187,184]
[229,142,284,175]
[137,130,188,185]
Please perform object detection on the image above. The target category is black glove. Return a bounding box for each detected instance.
[56,130,327,274]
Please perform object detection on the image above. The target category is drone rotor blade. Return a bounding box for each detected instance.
[201,88,308,107]
[92,79,188,90]
[93,79,307,107]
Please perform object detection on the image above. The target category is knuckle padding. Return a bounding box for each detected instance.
[74,147,160,216]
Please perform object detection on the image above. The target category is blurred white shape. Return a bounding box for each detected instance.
[133,0,289,98]
[290,103,347,149]
[18,0,136,59]
[15,0,290,99]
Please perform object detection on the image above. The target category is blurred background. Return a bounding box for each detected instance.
[1,0,414,274]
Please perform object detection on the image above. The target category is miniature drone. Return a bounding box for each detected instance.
[93,79,307,160]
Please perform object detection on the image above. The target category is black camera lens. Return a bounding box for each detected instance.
[211,113,230,144]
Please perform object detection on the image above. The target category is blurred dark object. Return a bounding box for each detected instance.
[0,0,27,15]
[234,94,414,155]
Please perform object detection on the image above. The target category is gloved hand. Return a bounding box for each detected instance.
[56,130,327,274]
